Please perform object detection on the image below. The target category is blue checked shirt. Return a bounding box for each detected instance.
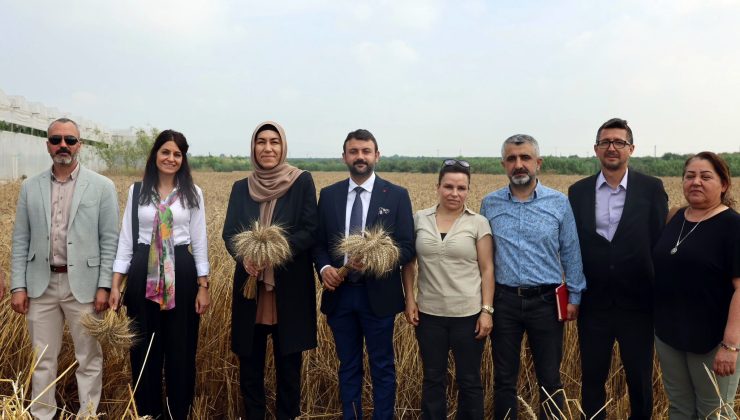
[480,182,586,304]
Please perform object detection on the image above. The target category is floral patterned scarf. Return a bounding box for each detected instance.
[146,188,179,310]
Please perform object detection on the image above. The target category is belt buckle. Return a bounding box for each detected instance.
[517,287,525,297]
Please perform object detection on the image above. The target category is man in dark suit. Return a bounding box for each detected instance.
[314,129,415,420]
[568,118,668,419]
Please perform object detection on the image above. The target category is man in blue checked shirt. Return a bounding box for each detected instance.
[480,134,586,420]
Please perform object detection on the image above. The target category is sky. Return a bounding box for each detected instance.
[2,0,740,158]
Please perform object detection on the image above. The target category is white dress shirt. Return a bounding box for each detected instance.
[320,172,376,274]
[345,172,375,236]
[113,184,210,277]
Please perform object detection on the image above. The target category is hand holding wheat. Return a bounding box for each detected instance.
[335,226,400,279]
[231,222,292,299]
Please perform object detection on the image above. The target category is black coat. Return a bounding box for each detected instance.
[313,176,415,317]
[568,170,668,312]
[222,171,318,356]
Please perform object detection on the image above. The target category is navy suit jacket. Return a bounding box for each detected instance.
[314,175,415,317]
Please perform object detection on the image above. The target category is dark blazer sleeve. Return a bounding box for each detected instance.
[285,172,318,254]
[648,176,669,248]
[313,186,334,276]
[394,186,415,266]
[222,179,248,261]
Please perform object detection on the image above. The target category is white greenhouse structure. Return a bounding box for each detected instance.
[0,88,133,181]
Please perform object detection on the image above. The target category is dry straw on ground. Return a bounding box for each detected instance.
[335,225,400,278]
[1,172,739,418]
[230,222,291,299]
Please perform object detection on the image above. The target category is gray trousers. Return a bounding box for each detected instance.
[656,335,740,419]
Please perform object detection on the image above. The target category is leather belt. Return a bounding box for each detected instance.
[498,283,557,297]
[50,265,68,273]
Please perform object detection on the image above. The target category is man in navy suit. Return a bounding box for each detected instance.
[314,129,415,419]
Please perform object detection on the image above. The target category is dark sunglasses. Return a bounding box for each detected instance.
[48,135,80,146]
[443,159,471,168]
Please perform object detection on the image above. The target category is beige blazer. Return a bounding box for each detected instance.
[11,166,119,303]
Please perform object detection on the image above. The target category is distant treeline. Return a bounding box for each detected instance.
[93,131,740,177]
[188,153,740,177]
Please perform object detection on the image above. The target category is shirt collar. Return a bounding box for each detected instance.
[506,179,541,202]
[421,205,476,216]
[596,168,629,191]
[348,172,376,194]
[51,162,80,183]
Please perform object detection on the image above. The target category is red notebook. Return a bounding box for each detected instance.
[555,283,569,322]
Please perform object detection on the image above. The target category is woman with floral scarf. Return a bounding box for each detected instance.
[110,129,210,419]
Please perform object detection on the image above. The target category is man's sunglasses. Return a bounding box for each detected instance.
[48,135,80,146]
[443,159,471,168]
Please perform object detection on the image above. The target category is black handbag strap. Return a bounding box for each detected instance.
[132,181,141,253]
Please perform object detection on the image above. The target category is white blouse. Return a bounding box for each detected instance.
[113,184,210,277]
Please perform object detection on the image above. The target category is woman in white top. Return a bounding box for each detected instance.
[109,129,210,420]
[403,160,494,420]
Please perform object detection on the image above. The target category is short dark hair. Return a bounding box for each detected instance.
[343,129,378,153]
[438,161,471,184]
[683,151,735,208]
[596,118,633,144]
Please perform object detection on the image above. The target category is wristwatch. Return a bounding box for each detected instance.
[481,305,494,315]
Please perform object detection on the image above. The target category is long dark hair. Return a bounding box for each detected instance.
[139,129,199,209]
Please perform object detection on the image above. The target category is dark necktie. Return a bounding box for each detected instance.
[348,186,364,283]
[349,186,364,234]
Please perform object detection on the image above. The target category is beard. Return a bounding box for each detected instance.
[51,148,76,165]
[601,156,623,171]
[347,159,374,177]
[509,170,533,186]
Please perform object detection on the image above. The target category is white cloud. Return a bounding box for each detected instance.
[387,0,442,30]
[389,40,420,62]
[351,40,419,66]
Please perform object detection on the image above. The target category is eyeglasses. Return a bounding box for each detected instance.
[443,159,470,168]
[596,140,630,149]
[48,135,80,146]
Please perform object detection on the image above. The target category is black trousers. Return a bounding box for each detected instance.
[125,245,200,420]
[579,308,654,420]
[415,312,484,420]
[492,286,564,420]
[239,324,302,420]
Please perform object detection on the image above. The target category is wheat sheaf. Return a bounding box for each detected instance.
[335,225,400,278]
[80,308,137,351]
[231,222,292,299]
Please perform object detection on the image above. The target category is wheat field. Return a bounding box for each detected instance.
[0,171,738,419]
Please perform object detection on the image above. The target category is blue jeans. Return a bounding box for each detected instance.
[326,285,396,419]
[492,285,564,420]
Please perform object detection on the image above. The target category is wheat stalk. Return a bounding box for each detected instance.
[335,225,400,278]
[80,308,137,351]
[231,222,292,299]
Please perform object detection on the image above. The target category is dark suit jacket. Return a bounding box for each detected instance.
[568,170,668,312]
[314,175,415,317]
[222,171,318,356]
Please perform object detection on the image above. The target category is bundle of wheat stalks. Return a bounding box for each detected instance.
[231,222,292,299]
[335,225,400,278]
[80,308,137,351]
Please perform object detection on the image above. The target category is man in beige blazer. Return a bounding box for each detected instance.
[10,117,119,419]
